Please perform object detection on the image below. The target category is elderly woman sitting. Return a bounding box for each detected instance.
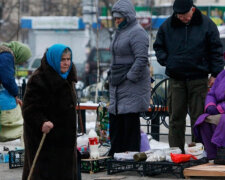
[194,70,225,160]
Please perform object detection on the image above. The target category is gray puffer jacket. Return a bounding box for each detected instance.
[108,0,151,115]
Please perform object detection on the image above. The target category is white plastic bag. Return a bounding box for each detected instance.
[185,143,206,159]
[146,149,166,162]
[77,134,89,152]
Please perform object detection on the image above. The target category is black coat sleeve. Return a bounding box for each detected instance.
[207,20,225,77]
[153,26,168,66]
[22,74,49,133]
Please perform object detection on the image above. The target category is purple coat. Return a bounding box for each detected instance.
[194,70,225,159]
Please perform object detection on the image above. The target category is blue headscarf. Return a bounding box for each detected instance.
[46,44,72,79]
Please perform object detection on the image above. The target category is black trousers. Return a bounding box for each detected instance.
[168,78,208,153]
[109,113,140,156]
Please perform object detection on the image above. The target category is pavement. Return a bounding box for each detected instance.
[0,136,200,180]
[0,162,180,180]
[0,155,218,180]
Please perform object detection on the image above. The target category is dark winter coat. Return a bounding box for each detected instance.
[153,8,224,80]
[108,0,151,115]
[22,54,78,180]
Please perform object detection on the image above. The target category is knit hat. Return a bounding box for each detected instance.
[173,0,193,14]
[113,12,124,18]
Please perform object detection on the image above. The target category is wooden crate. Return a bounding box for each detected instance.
[183,163,225,179]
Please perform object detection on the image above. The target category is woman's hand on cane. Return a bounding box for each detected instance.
[42,121,54,133]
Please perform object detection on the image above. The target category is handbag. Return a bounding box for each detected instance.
[95,102,110,144]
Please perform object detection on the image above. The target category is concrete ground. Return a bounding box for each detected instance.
[0,147,218,180]
[0,162,188,180]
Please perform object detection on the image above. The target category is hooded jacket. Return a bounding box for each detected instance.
[108,0,151,115]
[22,48,78,180]
[153,8,224,80]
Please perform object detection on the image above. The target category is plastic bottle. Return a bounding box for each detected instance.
[88,129,99,159]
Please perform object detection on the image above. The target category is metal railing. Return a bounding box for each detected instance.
[141,78,192,141]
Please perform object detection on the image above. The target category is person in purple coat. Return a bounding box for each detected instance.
[194,70,225,160]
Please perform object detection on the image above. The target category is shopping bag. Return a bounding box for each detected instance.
[95,102,110,144]
[171,153,197,163]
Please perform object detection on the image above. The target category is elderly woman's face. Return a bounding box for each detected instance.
[114,17,125,26]
[60,53,71,73]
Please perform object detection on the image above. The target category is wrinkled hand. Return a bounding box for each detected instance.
[42,121,54,134]
[15,96,22,106]
[206,105,219,115]
[208,76,216,88]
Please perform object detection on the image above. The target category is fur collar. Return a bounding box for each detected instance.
[171,7,203,27]
[0,45,15,59]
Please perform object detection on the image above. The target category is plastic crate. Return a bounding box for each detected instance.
[107,157,208,178]
[8,150,24,169]
[0,152,9,163]
[81,157,110,173]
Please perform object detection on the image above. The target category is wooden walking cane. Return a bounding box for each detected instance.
[27,133,47,180]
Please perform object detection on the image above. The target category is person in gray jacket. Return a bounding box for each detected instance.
[108,0,151,156]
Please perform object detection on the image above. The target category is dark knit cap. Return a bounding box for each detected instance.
[173,0,193,14]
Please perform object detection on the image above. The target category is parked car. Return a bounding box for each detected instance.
[83,48,112,87]
[27,56,42,75]
[25,55,84,81]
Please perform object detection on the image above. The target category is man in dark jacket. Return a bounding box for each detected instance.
[153,0,224,153]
